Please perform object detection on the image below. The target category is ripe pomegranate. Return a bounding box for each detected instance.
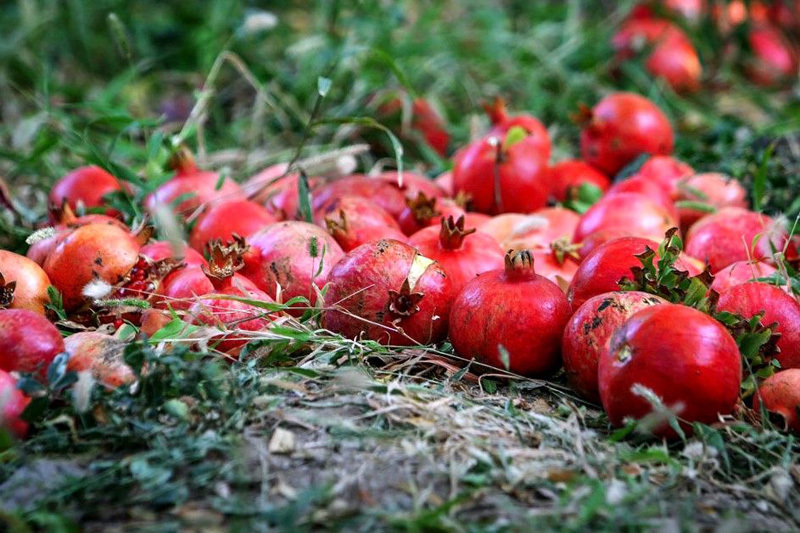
[323,239,451,345]
[140,240,206,267]
[463,212,492,229]
[449,250,570,375]
[753,369,800,433]
[397,193,466,236]
[482,97,551,158]
[145,148,244,217]
[49,165,124,217]
[65,332,135,389]
[0,250,51,315]
[685,207,787,272]
[452,129,549,215]
[0,309,64,376]
[312,175,408,219]
[606,177,678,221]
[747,25,798,86]
[717,282,800,369]
[709,261,778,294]
[43,223,144,311]
[568,236,700,310]
[562,291,667,402]
[579,93,674,176]
[573,192,678,245]
[635,155,693,198]
[479,208,581,250]
[188,200,277,252]
[314,195,405,252]
[241,222,344,310]
[676,173,748,231]
[0,369,29,439]
[156,266,214,311]
[408,216,505,295]
[599,304,741,438]
[547,160,611,203]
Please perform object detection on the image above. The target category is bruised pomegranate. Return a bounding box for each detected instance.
[449,250,570,376]
[323,239,451,345]
[315,195,406,252]
[598,304,741,438]
[717,282,800,369]
[685,207,787,272]
[312,176,408,220]
[747,25,798,86]
[241,222,344,310]
[753,369,800,433]
[479,208,580,250]
[397,193,466,236]
[606,177,678,221]
[579,93,674,176]
[547,160,611,203]
[0,250,51,315]
[408,216,504,295]
[573,192,678,245]
[140,240,206,267]
[482,97,551,158]
[0,309,64,376]
[709,261,778,294]
[676,173,747,230]
[49,165,124,217]
[562,291,667,402]
[0,369,29,439]
[635,155,693,197]
[188,200,277,252]
[65,332,135,389]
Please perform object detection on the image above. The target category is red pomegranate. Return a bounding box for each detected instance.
[397,193,466,236]
[0,309,64,376]
[635,155,693,198]
[156,266,215,311]
[598,304,741,439]
[377,171,444,201]
[606,177,678,221]
[315,195,406,252]
[312,175,408,220]
[241,222,344,310]
[188,200,277,252]
[717,282,800,369]
[710,261,778,294]
[479,208,581,250]
[140,240,206,267]
[573,192,678,245]
[753,369,800,433]
[562,291,667,402]
[579,93,674,176]
[747,25,798,86]
[449,250,570,375]
[547,160,611,203]
[0,250,51,315]
[65,332,136,389]
[676,173,747,231]
[482,97,551,158]
[323,239,451,345]
[685,207,787,272]
[408,216,505,296]
[0,369,30,439]
[49,165,124,217]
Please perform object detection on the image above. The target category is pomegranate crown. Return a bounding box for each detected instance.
[203,235,248,283]
[504,249,536,276]
[439,215,475,250]
[49,199,79,226]
[0,272,16,309]
[406,192,440,224]
[167,145,198,175]
[481,96,509,126]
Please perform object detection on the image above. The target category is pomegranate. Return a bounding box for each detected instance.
[635,155,693,198]
[315,195,406,252]
[684,207,787,272]
[377,171,444,201]
[482,97,551,158]
[49,165,124,217]
[753,369,800,433]
[562,291,667,402]
[0,309,64,376]
[65,332,136,388]
[579,93,674,176]
[241,222,344,310]
[676,173,748,231]
[717,282,800,369]
[629,0,704,22]
[397,193,466,236]
[188,200,277,252]
[747,25,798,86]
[0,250,51,315]
[710,261,778,294]
[323,239,451,345]
[312,176,408,219]
[548,160,610,203]
[606,177,678,221]
[408,216,505,295]
[599,304,741,438]
[573,192,678,245]
[156,266,214,311]
[140,240,206,267]
[0,369,29,439]
[479,208,581,250]
[449,250,570,376]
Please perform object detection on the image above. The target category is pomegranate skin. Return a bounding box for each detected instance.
[480,208,580,251]
[580,93,674,176]
[377,171,445,202]
[676,173,747,231]
[188,200,277,252]
[0,309,65,376]
[156,267,215,311]
[323,240,451,346]
[599,304,741,438]
[636,155,693,198]
[717,282,800,369]
[573,192,678,245]
[709,261,778,294]
[434,171,453,196]
[65,332,135,389]
[43,223,141,311]
[753,369,800,433]
[548,160,611,203]
[241,222,345,309]
[314,195,405,252]
[685,207,786,272]
[530,248,580,288]
[0,369,30,439]
[0,250,51,315]
[606,177,679,222]
[140,241,207,267]
[563,291,667,402]
[747,25,798,86]
[312,176,408,220]
[397,196,466,237]
[449,251,570,376]
[27,213,128,267]
[49,166,124,216]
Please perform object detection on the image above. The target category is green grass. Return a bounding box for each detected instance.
[1,0,800,530]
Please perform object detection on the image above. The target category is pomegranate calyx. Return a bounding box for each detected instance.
[0,272,16,309]
[324,210,349,237]
[133,225,155,247]
[203,235,248,286]
[504,249,536,277]
[50,199,79,226]
[387,278,425,317]
[550,237,583,264]
[167,145,198,175]
[481,96,509,126]
[571,103,594,126]
[406,192,440,224]
[439,215,475,250]
[452,190,472,210]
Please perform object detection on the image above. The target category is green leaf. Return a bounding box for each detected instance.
[753,142,775,212]
[297,170,313,223]
[317,76,332,97]
[501,126,527,151]
[498,344,511,371]
[674,201,716,213]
